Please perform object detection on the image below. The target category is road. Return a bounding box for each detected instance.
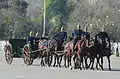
[0,49,120,79]
[0,41,120,79]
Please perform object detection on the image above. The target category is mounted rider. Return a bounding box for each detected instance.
[27,31,34,44]
[83,26,90,46]
[41,33,48,40]
[95,28,110,49]
[53,27,67,50]
[26,31,35,51]
[72,24,84,53]
[34,32,40,49]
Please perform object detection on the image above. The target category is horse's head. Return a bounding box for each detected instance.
[64,41,73,50]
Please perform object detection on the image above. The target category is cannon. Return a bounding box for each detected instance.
[4,39,41,66]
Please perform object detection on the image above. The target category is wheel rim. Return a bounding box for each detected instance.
[5,45,13,65]
[23,45,31,66]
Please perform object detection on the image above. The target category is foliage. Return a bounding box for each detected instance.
[0,0,120,41]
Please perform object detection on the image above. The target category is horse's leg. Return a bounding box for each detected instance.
[100,57,104,70]
[50,53,53,66]
[53,54,56,67]
[107,56,111,70]
[73,54,77,69]
[59,55,62,67]
[67,56,69,68]
[87,57,92,69]
[48,52,53,67]
[47,52,50,67]
[69,54,72,70]
[81,56,85,70]
[91,58,95,70]
[41,56,44,67]
[64,53,67,68]
[56,55,59,67]
[96,57,99,70]
[84,56,88,69]
[41,51,45,67]
[79,56,82,70]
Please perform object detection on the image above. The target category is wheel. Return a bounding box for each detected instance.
[23,45,32,66]
[4,44,13,65]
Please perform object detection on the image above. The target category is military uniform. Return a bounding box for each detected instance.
[72,29,84,48]
[84,31,90,46]
[53,31,67,50]
[95,31,110,49]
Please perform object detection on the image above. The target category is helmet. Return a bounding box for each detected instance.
[101,27,105,32]
[42,33,45,37]
[61,27,64,31]
[77,24,80,29]
[61,27,64,30]
[35,32,39,37]
[84,26,88,32]
[29,31,33,36]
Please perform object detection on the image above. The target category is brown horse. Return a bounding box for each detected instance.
[38,39,57,67]
[73,36,89,70]
[53,41,65,67]
[64,41,73,69]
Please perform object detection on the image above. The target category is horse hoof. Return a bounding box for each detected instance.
[56,65,58,67]
[90,68,94,70]
[74,67,77,69]
[96,68,99,70]
[80,68,82,70]
[53,65,55,67]
[69,66,72,70]
[59,65,61,67]
[83,67,85,70]
[101,68,104,71]
[109,68,111,71]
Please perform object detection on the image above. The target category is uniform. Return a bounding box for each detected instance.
[53,31,67,50]
[84,31,90,46]
[95,31,110,49]
[72,29,84,48]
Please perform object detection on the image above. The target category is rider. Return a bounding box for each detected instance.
[53,27,67,50]
[41,33,48,40]
[95,28,110,49]
[34,32,40,49]
[27,31,35,50]
[72,24,84,53]
[27,31,34,44]
[83,26,90,46]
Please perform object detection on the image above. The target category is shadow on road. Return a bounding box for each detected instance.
[31,64,120,72]
[103,68,120,72]
[31,64,65,68]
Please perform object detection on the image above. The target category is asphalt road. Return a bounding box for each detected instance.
[0,50,120,79]
[0,41,120,79]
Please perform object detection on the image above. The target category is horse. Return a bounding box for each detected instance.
[95,37,112,70]
[38,39,57,67]
[64,40,73,69]
[73,36,89,70]
[53,40,65,67]
[88,37,112,70]
[86,39,102,70]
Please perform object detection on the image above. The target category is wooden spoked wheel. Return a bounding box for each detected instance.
[4,44,13,65]
[23,45,31,66]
